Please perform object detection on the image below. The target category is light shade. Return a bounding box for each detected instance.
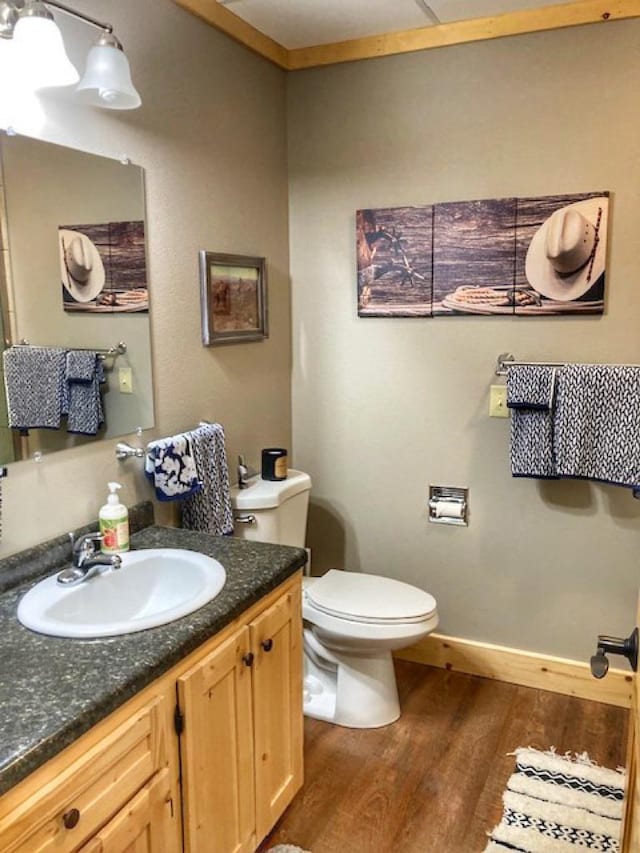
[13,13,79,89]
[76,36,141,110]
[0,36,45,134]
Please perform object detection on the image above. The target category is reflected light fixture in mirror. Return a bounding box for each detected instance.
[0,0,141,110]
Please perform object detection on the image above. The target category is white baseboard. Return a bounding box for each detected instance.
[394,632,633,709]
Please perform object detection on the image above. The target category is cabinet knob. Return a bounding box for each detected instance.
[261,638,273,652]
[63,808,81,830]
[242,652,254,667]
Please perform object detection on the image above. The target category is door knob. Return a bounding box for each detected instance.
[590,627,638,679]
[261,638,273,652]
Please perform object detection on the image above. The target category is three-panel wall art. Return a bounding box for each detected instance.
[356,191,609,317]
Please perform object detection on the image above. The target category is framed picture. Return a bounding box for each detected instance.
[199,251,268,345]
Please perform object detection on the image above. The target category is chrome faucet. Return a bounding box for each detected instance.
[56,532,123,586]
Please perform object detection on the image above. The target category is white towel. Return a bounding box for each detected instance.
[181,423,234,536]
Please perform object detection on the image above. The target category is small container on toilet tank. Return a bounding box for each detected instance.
[261,448,288,481]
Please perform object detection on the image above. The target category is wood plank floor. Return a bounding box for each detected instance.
[259,660,629,853]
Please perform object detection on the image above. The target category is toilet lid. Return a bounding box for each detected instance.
[305,570,437,624]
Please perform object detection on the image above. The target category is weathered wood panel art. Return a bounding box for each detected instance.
[357,192,609,318]
[59,220,148,313]
[357,207,433,317]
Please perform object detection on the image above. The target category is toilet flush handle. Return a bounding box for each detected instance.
[234,514,256,525]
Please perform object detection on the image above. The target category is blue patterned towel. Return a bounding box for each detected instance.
[510,409,558,479]
[181,423,234,536]
[3,346,66,430]
[507,365,559,479]
[145,434,202,501]
[506,365,557,410]
[64,351,105,435]
[554,364,640,488]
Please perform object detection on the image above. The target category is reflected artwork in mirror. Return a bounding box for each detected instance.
[0,132,154,466]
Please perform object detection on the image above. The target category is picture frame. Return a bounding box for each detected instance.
[199,251,268,345]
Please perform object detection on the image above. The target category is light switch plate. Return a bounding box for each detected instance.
[489,385,509,418]
[118,367,133,394]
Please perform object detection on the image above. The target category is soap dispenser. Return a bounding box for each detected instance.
[99,482,130,554]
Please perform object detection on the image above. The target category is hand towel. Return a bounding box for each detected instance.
[554,364,640,489]
[64,351,105,435]
[507,365,559,479]
[2,346,67,430]
[181,423,234,536]
[145,433,202,501]
[506,364,557,410]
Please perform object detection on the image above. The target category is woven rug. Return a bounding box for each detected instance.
[485,747,626,852]
[267,846,310,853]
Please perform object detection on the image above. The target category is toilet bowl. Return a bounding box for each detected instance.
[230,471,439,729]
[302,571,438,728]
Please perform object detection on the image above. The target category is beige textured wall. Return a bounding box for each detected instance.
[0,0,290,556]
[288,21,640,660]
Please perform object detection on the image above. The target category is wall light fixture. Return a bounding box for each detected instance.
[0,0,141,110]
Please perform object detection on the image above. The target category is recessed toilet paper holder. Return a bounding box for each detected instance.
[428,486,468,526]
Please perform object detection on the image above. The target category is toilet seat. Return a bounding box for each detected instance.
[304,570,437,625]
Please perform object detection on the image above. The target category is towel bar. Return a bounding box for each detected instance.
[14,340,127,361]
[496,351,640,376]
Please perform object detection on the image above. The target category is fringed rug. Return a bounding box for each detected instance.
[485,747,626,852]
[267,846,310,853]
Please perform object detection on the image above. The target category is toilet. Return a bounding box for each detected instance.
[230,470,439,729]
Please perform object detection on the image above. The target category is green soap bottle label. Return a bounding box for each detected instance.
[100,515,130,553]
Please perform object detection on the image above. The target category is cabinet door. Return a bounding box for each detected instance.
[251,587,303,842]
[78,769,178,853]
[177,626,256,853]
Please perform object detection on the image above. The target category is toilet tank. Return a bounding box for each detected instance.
[230,469,311,548]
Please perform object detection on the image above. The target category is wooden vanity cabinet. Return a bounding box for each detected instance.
[178,584,303,853]
[78,769,178,853]
[0,691,180,853]
[0,572,302,853]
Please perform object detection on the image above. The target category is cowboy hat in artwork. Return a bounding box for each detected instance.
[525,196,608,302]
[58,228,106,303]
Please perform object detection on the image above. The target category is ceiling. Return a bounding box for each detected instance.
[175,0,639,70]
[216,0,584,49]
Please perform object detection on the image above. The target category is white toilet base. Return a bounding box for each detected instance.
[303,630,400,728]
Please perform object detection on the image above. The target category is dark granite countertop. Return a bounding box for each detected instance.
[0,516,306,797]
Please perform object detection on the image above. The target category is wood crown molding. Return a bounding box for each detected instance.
[174,0,640,70]
[395,632,633,709]
[173,0,289,69]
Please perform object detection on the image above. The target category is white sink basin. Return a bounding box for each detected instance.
[17,548,226,639]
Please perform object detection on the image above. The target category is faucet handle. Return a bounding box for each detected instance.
[72,531,102,555]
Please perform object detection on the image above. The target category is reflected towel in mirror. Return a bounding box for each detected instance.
[2,346,67,431]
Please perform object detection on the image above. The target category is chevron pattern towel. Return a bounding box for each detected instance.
[507,364,557,410]
[181,423,234,536]
[3,346,67,430]
[507,365,559,479]
[64,351,105,435]
[554,365,640,488]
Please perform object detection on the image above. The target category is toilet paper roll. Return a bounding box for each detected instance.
[434,499,464,519]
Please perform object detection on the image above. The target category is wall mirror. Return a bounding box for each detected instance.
[0,133,154,465]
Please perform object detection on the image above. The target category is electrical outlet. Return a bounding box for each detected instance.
[489,385,509,418]
[118,367,133,394]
